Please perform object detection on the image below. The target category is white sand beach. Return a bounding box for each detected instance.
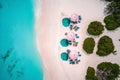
[35,0,120,80]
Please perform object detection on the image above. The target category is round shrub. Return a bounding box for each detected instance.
[85,67,98,80]
[87,21,104,36]
[62,18,70,27]
[83,37,95,54]
[104,14,119,30]
[96,36,114,56]
[115,13,120,25]
[61,52,68,61]
[97,62,120,80]
[87,67,95,76]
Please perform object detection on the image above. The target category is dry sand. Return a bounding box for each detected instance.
[35,0,120,80]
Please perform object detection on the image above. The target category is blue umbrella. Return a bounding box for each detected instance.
[61,52,68,61]
[60,39,69,47]
[62,18,70,27]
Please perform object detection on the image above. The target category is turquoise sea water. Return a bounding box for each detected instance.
[0,0,43,80]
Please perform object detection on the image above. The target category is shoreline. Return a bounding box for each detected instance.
[35,0,69,80]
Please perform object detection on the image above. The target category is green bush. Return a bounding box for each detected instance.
[113,0,120,2]
[103,0,120,30]
[113,1,120,14]
[87,21,104,35]
[83,37,95,54]
[87,67,95,76]
[102,0,112,2]
[97,62,120,80]
[85,67,98,80]
[104,14,119,30]
[86,75,98,80]
[114,13,120,25]
[104,0,120,14]
[85,62,120,80]
[96,36,114,56]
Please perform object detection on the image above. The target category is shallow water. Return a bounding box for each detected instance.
[0,0,43,80]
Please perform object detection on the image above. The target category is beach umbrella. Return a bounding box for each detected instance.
[68,50,78,61]
[60,39,69,47]
[70,13,78,22]
[62,18,70,27]
[61,52,68,61]
[66,31,75,41]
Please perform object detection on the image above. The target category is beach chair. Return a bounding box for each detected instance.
[78,15,82,23]
[73,43,77,47]
[75,26,80,31]
[76,42,79,45]
[69,59,73,64]
[78,15,82,20]
[68,40,72,45]
[75,34,79,38]
[77,60,80,62]
[67,49,71,53]
[69,25,73,30]
[78,52,81,56]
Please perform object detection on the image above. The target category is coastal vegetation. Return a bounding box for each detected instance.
[97,62,120,80]
[102,0,112,1]
[96,36,114,56]
[83,37,95,54]
[104,14,120,30]
[103,0,120,30]
[87,21,104,36]
[85,62,120,80]
[104,0,120,15]
[84,0,120,79]
[104,0,119,2]
[84,0,120,54]
[85,67,98,80]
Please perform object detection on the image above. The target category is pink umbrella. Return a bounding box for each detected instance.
[69,50,78,61]
[66,31,75,41]
[70,13,78,22]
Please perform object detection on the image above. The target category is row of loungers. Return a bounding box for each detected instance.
[60,13,82,64]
